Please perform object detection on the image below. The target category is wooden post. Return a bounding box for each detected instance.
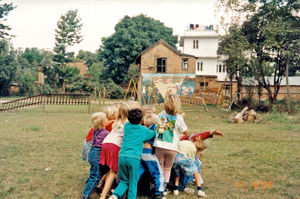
[103,87,106,104]
[88,95,91,113]
[99,90,101,105]
[94,87,97,102]
[42,95,45,112]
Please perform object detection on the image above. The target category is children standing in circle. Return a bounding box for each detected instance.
[153,94,188,195]
[80,112,110,199]
[109,108,155,199]
[99,103,129,199]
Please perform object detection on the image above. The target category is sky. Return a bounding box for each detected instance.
[3,0,218,54]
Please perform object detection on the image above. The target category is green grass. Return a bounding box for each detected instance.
[0,104,299,199]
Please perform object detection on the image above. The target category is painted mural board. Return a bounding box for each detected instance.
[141,73,196,104]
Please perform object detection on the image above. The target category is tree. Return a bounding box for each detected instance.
[98,14,178,83]
[242,0,300,103]
[0,0,15,38]
[76,50,98,68]
[218,25,249,100]
[53,9,83,91]
[0,39,16,96]
[214,0,254,34]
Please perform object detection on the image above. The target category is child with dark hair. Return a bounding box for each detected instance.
[109,109,155,199]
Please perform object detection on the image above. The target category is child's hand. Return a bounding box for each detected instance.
[211,130,224,137]
[180,112,186,118]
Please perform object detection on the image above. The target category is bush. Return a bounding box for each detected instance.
[105,79,125,99]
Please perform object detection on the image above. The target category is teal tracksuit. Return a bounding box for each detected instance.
[113,122,155,199]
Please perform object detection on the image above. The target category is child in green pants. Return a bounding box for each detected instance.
[109,108,155,199]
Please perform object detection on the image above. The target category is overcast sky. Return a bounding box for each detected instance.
[4,0,217,54]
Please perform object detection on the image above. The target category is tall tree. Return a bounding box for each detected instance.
[0,0,15,38]
[0,39,16,95]
[53,9,83,91]
[98,14,178,83]
[218,25,249,100]
[242,0,300,103]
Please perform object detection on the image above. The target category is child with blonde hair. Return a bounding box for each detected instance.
[80,112,110,199]
[153,94,188,196]
[138,113,165,199]
[98,103,129,199]
[172,140,206,197]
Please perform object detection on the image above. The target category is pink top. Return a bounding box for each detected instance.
[102,121,125,147]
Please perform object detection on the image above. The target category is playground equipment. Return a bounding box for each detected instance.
[215,84,232,110]
[124,79,139,101]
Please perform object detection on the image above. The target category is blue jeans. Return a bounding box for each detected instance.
[168,155,202,191]
[138,148,165,196]
[82,147,101,198]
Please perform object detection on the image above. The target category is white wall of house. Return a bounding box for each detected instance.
[180,28,228,81]
[183,37,218,58]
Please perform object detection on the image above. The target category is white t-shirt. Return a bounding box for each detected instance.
[102,121,124,147]
[153,111,188,152]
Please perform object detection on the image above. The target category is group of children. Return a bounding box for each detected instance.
[80,94,224,199]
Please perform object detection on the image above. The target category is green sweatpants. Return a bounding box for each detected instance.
[113,156,140,199]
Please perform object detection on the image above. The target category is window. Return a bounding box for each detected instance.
[193,40,199,49]
[197,62,203,71]
[157,58,166,73]
[182,59,188,70]
[223,65,226,73]
[182,58,188,70]
[219,64,222,73]
[200,82,208,87]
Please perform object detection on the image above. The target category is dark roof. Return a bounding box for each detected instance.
[135,40,197,64]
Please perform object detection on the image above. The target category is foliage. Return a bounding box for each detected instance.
[54,9,82,65]
[98,14,178,83]
[105,79,125,99]
[126,63,140,81]
[76,50,98,68]
[0,39,16,96]
[218,25,249,100]
[52,9,83,91]
[17,69,36,96]
[0,0,15,38]
[242,0,300,103]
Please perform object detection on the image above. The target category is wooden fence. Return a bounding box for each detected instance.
[0,93,91,112]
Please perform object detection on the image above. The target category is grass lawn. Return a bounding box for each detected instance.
[0,104,299,199]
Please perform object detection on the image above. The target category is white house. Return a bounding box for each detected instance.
[179,24,227,81]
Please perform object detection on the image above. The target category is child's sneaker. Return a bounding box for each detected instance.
[184,187,195,194]
[108,195,118,199]
[163,191,168,197]
[197,190,207,197]
[173,190,179,196]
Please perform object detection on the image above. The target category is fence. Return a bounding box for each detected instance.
[0,94,91,112]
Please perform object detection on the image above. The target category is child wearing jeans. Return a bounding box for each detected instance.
[173,140,206,197]
[99,103,129,199]
[80,112,110,199]
[153,94,188,196]
[138,113,165,199]
[109,109,155,199]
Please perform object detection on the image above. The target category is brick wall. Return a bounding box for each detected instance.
[140,42,196,74]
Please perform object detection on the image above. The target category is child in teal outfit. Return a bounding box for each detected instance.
[109,108,155,199]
